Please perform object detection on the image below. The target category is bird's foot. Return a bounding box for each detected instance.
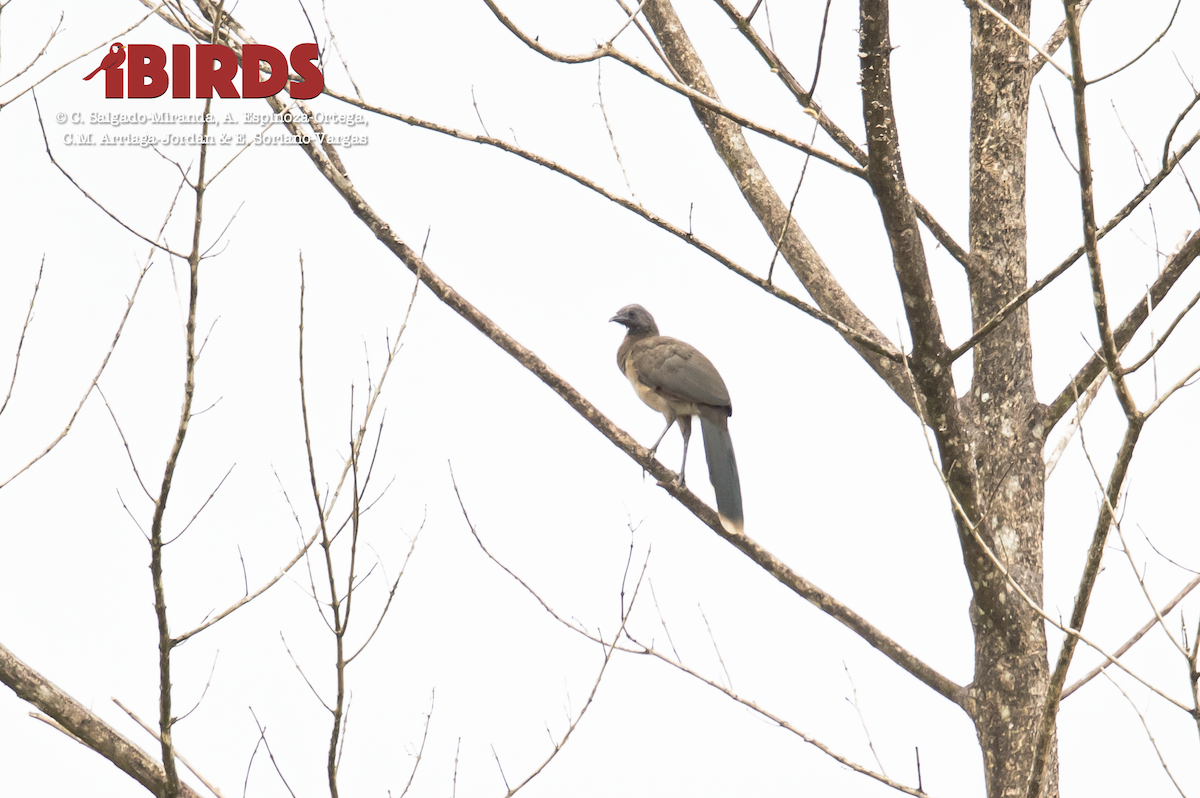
[654,472,687,491]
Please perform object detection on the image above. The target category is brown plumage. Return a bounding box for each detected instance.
[611,304,743,534]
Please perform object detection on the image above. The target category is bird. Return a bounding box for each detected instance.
[83,43,126,80]
[611,304,743,535]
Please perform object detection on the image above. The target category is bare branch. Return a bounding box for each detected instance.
[320,0,362,100]
[0,5,165,108]
[1044,367,1105,480]
[113,698,227,798]
[1101,672,1190,798]
[0,257,43,419]
[280,632,331,712]
[1081,432,1188,659]
[0,642,205,798]
[1143,359,1200,418]
[32,92,189,259]
[596,62,638,205]
[479,0,864,176]
[499,555,645,797]
[1122,284,1200,374]
[162,5,960,704]
[1047,229,1200,429]
[248,709,298,798]
[711,0,972,271]
[859,0,970,511]
[845,663,887,777]
[396,690,434,798]
[1040,86,1078,173]
[625,632,930,797]
[96,385,156,502]
[165,464,236,545]
[320,86,900,363]
[1087,0,1183,85]
[0,12,62,93]
[953,129,1200,371]
[0,261,151,490]
[1063,573,1200,698]
[1030,0,1091,74]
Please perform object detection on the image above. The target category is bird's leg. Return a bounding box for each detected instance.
[677,415,692,487]
[648,416,676,456]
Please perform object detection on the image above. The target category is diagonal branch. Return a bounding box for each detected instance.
[1063,573,1200,699]
[277,89,965,707]
[710,0,971,270]
[320,87,901,363]
[1030,0,1090,74]
[1046,229,1200,430]
[634,0,919,410]
[0,642,205,798]
[482,0,861,174]
[161,0,965,707]
[951,127,1200,368]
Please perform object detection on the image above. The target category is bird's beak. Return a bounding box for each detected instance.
[609,313,626,325]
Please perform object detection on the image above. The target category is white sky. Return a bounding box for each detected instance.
[2,1,1200,796]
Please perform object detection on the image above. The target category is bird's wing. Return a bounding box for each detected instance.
[631,336,730,409]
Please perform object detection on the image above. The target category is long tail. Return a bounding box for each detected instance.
[700,416,743,534]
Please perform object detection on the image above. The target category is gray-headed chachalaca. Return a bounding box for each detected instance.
[610,304,743,534]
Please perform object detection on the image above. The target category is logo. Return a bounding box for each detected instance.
[85,43,323,100]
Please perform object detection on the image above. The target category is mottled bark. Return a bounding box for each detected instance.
[962,2,1056,795]
[0,642,205,798]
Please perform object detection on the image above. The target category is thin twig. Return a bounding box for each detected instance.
[321,0,362,100]
[0,257,42,418]
[280,632,331,712]
[172,651,221,726]
[596,62,638,205]
[625,632,928,797]
[0,261,151,490]
[604,0,647,45]
[471,86,491,137]
[32,92,188,259]
[112,698,226,798]
[699,605,732,690]
[96,384,155,502]
[1044,367,1105,480]
[248,709,298,798]
[845,663,887,777]
[1087,0,1182,85]
[1040,86,1078,173]
[1101,672,1189,797]
[1079,430,1187,659]
[166,464,236,545]
[396,690,434,798]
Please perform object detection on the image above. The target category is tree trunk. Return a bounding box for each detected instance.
[964,2,1057,796]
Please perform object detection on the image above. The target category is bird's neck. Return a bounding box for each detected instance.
[617,330,653,370]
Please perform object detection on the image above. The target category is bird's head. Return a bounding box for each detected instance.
[610,304,658,336]
[113,43,126,53]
